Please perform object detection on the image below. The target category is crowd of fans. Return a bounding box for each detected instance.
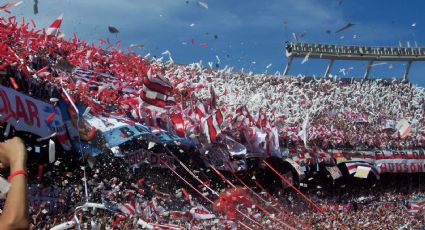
[0,15,424,229]
[298,181,425,229]
[175,70,425,150]
[0,15,424,151]
[1,152,423,229]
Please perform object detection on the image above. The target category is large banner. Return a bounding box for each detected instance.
[377,159,425,173]
[331,150,425,173]
[127,148,176,168]
[0,85,71,150]
[332,149,425,161]
[286,147,425,175]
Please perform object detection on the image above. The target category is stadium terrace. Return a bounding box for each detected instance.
[0,13,424,229]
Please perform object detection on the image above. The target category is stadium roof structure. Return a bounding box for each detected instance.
[284,42,425,81]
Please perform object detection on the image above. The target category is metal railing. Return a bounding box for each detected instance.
[283,42,425,80]
[286,42,425,59]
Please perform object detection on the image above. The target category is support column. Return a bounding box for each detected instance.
[403,61,412,82]
[323,59,334,78]
[283,57,293,76]
[364,60,374,80]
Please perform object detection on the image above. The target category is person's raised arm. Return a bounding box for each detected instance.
[0,137,29,230]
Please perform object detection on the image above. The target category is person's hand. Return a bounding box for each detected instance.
[0,137,27,172]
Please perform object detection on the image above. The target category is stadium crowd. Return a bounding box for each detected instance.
[2,156,424,229]
[298,184,425,229]
[0,14,424,229]
[0,15,424,151]
[175,69,425,150]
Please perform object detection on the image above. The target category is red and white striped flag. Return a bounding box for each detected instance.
[194,100,208,121]
[345,162,357,174]
[201,109,223,144]
[46,14,64,36]
[232,106,250,128]
[407,200,425,213]
[118,203,136,216]
[169,211,193,220]
[190,204,216,220]
[139,105,158,128]
[140,69,175,110]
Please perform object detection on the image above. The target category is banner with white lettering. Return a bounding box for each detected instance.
[0,85,71,150]
[331,150,425,161]
[377,159,425,173]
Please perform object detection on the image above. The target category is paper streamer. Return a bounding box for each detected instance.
[50,220,77,230]
[182,188,190,200]
[37,164,43,181]
[82,202,107,209]
[3,122,11,137]
[61,88,79,115]
[46,112,56,123]
[83,107,91,116]
[148,142,156,150]
[49,139,55,163]
[36,132,57,142]
[9,77,19,90]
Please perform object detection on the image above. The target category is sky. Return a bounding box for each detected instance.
[4,0,425,87]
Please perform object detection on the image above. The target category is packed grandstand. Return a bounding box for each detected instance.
[0,8,424,230]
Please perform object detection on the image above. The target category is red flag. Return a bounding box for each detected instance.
[46,14,63,36]
[181,188,190,200]
[36,164,43,181]
[170,112,185,137]
[9,77,19,90]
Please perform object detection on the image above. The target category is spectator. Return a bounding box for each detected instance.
[0,137,29,230]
